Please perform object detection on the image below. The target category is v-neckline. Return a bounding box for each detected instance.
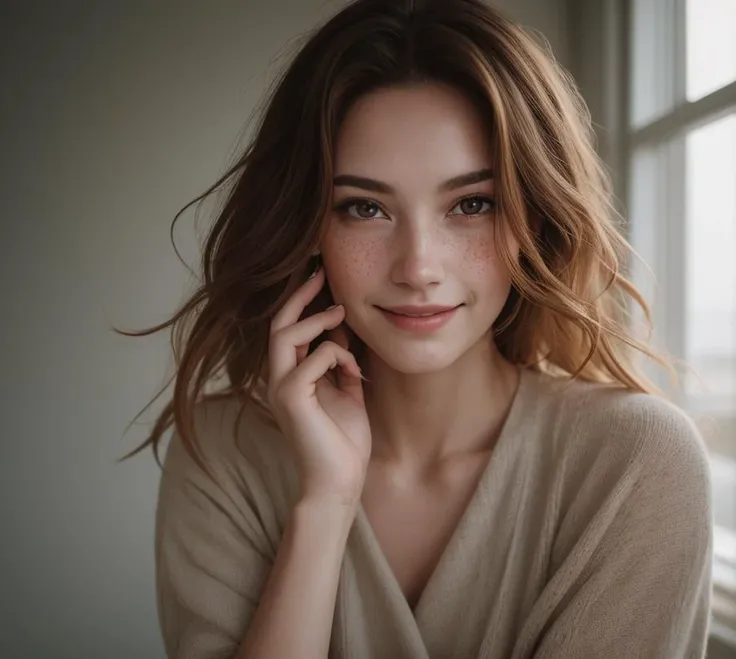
[351,365,531,645]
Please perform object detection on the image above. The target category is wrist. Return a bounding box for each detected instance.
[294,494,361,526]
[299,479,365,511]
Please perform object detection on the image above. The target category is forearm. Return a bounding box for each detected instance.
[235,497,358,659]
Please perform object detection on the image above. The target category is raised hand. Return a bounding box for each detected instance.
[267,267,372,506]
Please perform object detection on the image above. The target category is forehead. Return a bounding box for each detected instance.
[333,83,495,183]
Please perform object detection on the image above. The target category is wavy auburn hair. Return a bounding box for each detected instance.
[116,0,674,479]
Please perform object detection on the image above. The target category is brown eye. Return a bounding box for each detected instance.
[353,201,380,218]
[451,195,495,217]
[334,199,386,220]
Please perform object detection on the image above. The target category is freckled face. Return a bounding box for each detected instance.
[320,82,519,373]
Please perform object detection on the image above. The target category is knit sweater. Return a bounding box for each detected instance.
[155,366,713,658]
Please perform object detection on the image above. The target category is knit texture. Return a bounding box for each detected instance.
[155,366,713,658]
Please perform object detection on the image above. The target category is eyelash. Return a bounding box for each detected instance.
[333,194,496,221]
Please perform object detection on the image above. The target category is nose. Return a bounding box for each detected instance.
[389,221,446,290]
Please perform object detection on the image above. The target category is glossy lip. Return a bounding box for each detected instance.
[376,304,462,333]
[380,304,459,315]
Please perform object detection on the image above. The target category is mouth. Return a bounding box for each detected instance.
[379,304,462,316]
[376,304,463,332]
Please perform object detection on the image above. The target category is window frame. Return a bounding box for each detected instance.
[621,0,736,644]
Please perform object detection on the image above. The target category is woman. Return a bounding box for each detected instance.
[118,0,713,657]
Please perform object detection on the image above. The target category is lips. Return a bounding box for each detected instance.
[379,304,460,316]
[376,304,462,332]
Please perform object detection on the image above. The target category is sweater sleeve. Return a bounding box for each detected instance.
[154,405,279,659]
[530,395,714,659]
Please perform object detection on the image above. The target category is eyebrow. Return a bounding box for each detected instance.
[333,168,494,194]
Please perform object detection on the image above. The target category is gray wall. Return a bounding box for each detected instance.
[0,2,569,658]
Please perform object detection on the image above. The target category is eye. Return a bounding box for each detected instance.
[450,195,496,218]
[333,195,496,221]
[333,198,388,221]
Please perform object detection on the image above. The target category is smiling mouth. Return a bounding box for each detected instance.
[378,305,463,317]
[382,310,453,317]
[375,304,463,332]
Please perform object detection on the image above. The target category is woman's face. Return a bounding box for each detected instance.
[321,82,519,373]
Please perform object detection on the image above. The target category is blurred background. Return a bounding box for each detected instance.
[1,0,734,657]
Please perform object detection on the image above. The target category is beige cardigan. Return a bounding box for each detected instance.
[155,366,713,658]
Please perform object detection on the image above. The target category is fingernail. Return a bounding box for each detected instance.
[308,266,321,280]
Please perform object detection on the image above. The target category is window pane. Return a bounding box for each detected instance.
[684,113,736,428]
[628,140,687,394]
[628,145,668,387]
[713,457,736,531]
[628,123,736,540]
[630,0,677,128]
[686,0,736,102]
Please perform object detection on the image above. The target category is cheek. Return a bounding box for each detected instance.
[322,236,385,299]
[463,234,495,276]
[460,232,514,286]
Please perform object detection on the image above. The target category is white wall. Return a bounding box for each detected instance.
[0,2,569,657]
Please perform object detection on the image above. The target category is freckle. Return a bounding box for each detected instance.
[465,237,495,274]
[340,238,376,278]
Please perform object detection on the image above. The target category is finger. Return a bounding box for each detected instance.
[295,343,309,364]
[295,306,346,362]
[326,320,350,352]
[334,351,366,404]
[270,266,326,334]
[269,305,345,384]
[286,340,361,392]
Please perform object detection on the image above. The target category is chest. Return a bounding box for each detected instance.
[360,452,491,610]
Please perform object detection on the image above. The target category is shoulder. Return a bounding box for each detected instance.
[530,371,714,573]
[524,368,711,494]
[159,395,300,522]
[161,395,279,476]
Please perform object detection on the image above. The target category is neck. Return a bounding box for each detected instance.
[362,338,520,469]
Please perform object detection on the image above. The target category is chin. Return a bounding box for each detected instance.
[365,340,465,374]
[390,357,459,374]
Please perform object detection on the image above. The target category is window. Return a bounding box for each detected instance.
[686,0,736,102]
[627,0,736,646]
